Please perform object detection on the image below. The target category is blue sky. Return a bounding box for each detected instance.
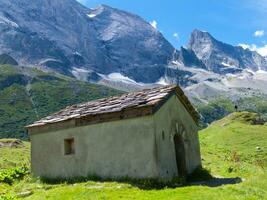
[77,0,267,56]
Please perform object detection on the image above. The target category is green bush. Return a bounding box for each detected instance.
[0,195,17,200]
[0,166,29,185]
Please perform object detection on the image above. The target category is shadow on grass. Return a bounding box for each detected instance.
[41,175,185,190]
[39,167,242,190]
[186,166,242,187]
[189,177,242,187]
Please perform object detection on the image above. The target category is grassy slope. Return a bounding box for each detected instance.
[0,112,266,199]
[0,65,122,139]
[0,139,30,170]
[197,97,267,126]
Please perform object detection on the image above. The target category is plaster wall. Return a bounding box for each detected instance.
[30,115,158,179]
[153,94,201,179]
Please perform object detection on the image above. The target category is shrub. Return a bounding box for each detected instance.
[0,195,17,200]
[0,166,29,185]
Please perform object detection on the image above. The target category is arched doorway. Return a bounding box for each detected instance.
[174,134,187,177]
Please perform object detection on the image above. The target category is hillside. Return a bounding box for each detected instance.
[197,96,267,125]
[0,64,122,139]
[200,112,267,177]
[0,112,266,199]
[1,62,266,138]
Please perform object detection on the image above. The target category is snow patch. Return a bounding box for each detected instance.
[256,69,267,74]
[245,69,256,75]
[74,51,82,56]
[221,62,234,67]
[156,77,169,86]
[171,60,183,67]
[107,73,138,84]
[87,6,104,19]
[87,14,97,18]
[72,67,90,81]
[39,59,62,65]
[72,68,90,73]
[98,73,146,86]
[0,15,19,28]
[99,73,170,87]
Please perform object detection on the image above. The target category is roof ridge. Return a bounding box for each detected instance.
[26,84,198,129]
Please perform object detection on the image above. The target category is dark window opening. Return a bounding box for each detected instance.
[64,138,75,155]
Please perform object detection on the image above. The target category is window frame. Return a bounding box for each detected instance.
[64,138,75,155]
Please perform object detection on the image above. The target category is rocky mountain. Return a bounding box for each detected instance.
[1,0,267,129]
[0,0,174,83]
[1,0,267,87]
[187,29,267,74]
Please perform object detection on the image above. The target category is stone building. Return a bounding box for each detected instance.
[27,85,201,180]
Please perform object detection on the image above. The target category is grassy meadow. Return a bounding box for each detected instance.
[0,112,266,199]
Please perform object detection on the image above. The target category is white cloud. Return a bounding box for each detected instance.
[255,45,267,56]
[173,33,179,41]
[238,43,267,57]
[238,43,252,49]
[150,20,157,29]
[254,30,265,37]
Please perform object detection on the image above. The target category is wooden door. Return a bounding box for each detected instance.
[174,134,187,177]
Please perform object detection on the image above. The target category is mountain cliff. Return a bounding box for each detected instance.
[187,29,267,74]
[0,0,174,83]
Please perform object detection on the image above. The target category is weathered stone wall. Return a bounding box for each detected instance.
[30,115,158,179]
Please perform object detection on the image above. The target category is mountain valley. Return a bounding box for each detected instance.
[0,0,267,137]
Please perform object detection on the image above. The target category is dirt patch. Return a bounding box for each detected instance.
[0,139,24,148]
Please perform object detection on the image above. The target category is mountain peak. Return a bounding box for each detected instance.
[191,29,211,36]
[187,29,267,73]
[98,4,113,9]
[187,29,215,61]
[188,29,214,47]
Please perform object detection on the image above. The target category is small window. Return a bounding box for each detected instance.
[64,138,75,155]
[162,131,165,140]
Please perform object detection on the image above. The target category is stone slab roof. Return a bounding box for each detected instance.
[26,85,199,129]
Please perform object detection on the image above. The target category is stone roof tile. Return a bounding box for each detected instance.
[26,85,199,128]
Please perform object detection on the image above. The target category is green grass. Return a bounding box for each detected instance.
[0,112,266,199]
[197,96,267,126]
[200,112,267,176]
[0,139,30,170]
[0,65,123,139]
